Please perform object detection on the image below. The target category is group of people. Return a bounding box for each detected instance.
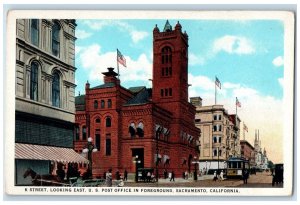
[213,170,225,181]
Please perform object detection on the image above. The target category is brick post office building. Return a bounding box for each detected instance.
[74,21,200,178]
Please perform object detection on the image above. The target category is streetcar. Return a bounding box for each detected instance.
[226,157,250,179]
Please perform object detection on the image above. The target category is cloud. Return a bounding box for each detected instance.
[278,78,284,87]
[81,20,149,44]
[213,35,255,55]
[272,56,284,67]
[189,52,205,66]
[76,29,92,39]
[77,43,152,86]
[188,73,283,163]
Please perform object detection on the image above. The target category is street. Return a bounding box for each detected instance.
[123,172,283,188]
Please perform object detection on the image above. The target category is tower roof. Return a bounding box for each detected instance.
[163,20,172,32]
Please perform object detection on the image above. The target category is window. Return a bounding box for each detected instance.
[95,134,100,150]
[219,125,222,131]
[219,149,222,157]
[195,119,201,123]
[137,122,144,137]
[162,68,165,76]
[213,125,217,132]
[169,88,172,96]
[165,88,168,96]
[52,72,60,107]
[108,99,112,108]
[106,117,111,127]
[213,149,217,157]
[31,19,39,46]
[129,123,136,137]
[213,115,217,121]
[219,115,222,120]
[30,62,38,101]
[95,118,100,123]
[161,47,172,76]
[82,126,87,141]
[75,126,80,141]
[94,100,98,109]
[101,100,105,108]
[106,138,111,156]
[160,89,164,97]
[52,22,60,57]
[218,137,222,143]
[213,136,217,143]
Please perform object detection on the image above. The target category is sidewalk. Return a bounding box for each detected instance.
[124,174,213,183]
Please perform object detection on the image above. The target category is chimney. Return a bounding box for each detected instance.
[102,67,120,85]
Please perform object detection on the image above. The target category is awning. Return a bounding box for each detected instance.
[15,143,89,164]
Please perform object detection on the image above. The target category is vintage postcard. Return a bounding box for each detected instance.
[5,10,294,196]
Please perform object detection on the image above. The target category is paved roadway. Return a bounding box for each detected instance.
[123,172,283,188]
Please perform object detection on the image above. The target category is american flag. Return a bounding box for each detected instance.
[243,123,248,132]
[215,77,221,89]
[117,49,126,67]
[236,97,241,107]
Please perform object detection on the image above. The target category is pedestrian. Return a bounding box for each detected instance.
[213,171,218,181]
[170,171,175,182]
[124,169,128,181]
[243,169,248,184]
[164,169,168,179]
[147,171,151,182]
[220,170,224,181]
[118,176,124,187]
[185,171,188,180]
[106,169,112,187]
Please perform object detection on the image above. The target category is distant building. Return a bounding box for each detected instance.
[240,140,255,167]
[253,130,268,170]
[191,97,241,172]
[15,19,87,185]
[74,21,200,179]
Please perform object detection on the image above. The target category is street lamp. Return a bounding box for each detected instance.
[82,137,98,177]
[133,155,141,183]
[192,156,198,180]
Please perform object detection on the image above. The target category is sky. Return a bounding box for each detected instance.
[74,19,284,163]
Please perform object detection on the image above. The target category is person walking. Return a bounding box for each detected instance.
[106,169,112,187]
[124,169,128,181]
[170,171,175,182]
[213,171,218,181]
[243,169,249,184]
[220,170,224,181]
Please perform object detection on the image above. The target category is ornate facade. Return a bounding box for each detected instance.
[74,21,200,179]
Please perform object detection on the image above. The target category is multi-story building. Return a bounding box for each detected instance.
[240,140,255,167]
[191,97,241,172]
[15,19,87,185]
[74,21,200,179]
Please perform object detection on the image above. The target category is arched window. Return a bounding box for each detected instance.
[30,62,38,101]
[52,22,60,57]
[75,125,80,141]
[101,100,105,108]
[107,99,112,108]
[52,71,60,107]
[213,149,218,157]
[82,126,87,140]
[137,122,144,137]
[106,117,111,127]
[95,118,100,123]
[31,19,39,46]
[94,100,98,109]
[161,46,172,64]
[129,123,136,137]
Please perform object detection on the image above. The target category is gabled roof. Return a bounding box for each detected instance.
[124,88,152,106]
[128,86,146,94]
[75,94,85,105]
[91,82,115,89]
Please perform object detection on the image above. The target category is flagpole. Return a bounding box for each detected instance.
[215,76,217,105]
[116,49,120,79]
[243,122,245,141]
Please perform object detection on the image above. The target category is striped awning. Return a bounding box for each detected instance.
[15,143,89,164]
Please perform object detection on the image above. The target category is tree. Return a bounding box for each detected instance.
[268,160,274,169]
